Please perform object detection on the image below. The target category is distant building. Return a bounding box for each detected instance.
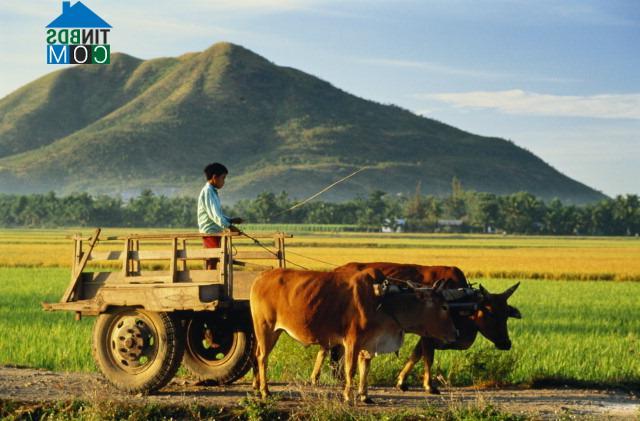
[436,218,465,233]
[437,219,464,227]
[382,218,406,233]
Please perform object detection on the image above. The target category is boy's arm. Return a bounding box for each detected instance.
[204,189,231,229]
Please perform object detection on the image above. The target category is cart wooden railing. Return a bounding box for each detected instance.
[43,229,291,316]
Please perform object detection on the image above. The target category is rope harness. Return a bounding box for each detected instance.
[235,228,481,315]
[236,229,310,270]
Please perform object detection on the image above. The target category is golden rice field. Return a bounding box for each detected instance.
[1,228,639,281]
[1,227,639,392]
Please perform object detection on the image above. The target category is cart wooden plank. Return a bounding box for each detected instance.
[61,228,100,303]
[52,230,287,311]
[234,251,279,260]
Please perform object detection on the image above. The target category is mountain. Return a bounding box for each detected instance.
[0,42,606,203]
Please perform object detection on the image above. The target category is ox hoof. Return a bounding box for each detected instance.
[426,387,441,395]
[359,396,374,404]
[396,382,409,392]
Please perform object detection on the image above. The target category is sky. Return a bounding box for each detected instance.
[1,0,639,197]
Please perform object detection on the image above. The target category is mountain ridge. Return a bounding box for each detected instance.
[0,42,606,204]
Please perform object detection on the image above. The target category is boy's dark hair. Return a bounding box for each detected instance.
[204,163,228,180]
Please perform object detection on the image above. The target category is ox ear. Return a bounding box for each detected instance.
[502,282,521,299]
[508,305,522,319]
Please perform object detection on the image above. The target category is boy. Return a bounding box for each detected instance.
[198,163,243,269]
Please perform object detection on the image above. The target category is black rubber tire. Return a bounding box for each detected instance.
[92,308,184,394]
[182,311,255,385]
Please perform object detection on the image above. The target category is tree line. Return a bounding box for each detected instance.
[0,184,639,235]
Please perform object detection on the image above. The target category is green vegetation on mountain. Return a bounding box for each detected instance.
[0,42,605,203]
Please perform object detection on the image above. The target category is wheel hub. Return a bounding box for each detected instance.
[112,318,149,362]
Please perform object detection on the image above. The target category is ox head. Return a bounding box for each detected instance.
[473,282,522,350]
[412,284,458,344]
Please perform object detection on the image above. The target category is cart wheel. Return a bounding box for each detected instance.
[92,308,184,394]
[182,312,255,384]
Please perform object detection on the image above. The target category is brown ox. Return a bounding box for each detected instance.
[250,267,457,403]
[314,262,521,394]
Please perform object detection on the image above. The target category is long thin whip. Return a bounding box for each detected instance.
[269,166,369,219]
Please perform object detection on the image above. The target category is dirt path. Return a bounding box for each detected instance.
[0,366,637,419]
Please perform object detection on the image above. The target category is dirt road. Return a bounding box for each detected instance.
[0,366,637,419]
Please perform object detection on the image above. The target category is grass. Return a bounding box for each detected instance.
[1,268,638,390]
[0,228,638,406]
[267,278,640,390]
[0,268,94,371]
[0,398,530,420]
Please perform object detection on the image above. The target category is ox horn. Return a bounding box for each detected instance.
[502,282,521,299]
[408,280,423,290]
[478,284,489,298]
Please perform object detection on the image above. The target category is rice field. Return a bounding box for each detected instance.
[0,228,638,390]
[1,228,639,281]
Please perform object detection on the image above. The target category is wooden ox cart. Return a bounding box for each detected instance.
[43,229,289,393]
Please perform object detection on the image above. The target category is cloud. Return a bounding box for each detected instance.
[355,57,510,79]
[0,0,314,25]
[188,0,314,12]
[356,58,579,83]
[545,2,639,27]
[420,90,640,120]
[114,15,240,38]
[392,0,639,28]
[0,2,51,19]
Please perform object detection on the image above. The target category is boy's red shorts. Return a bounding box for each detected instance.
[202,236,221,248]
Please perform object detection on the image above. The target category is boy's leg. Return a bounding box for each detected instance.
[202,236,220,270]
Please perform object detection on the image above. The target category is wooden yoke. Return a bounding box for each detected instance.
[61,228,101,303]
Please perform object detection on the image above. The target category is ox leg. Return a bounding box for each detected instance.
[254,324,281,399]
[422,338,440,394]
[357,351,373,404]
[311,348,327,386]
[396,337,424,391]
[342,343,358,403]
